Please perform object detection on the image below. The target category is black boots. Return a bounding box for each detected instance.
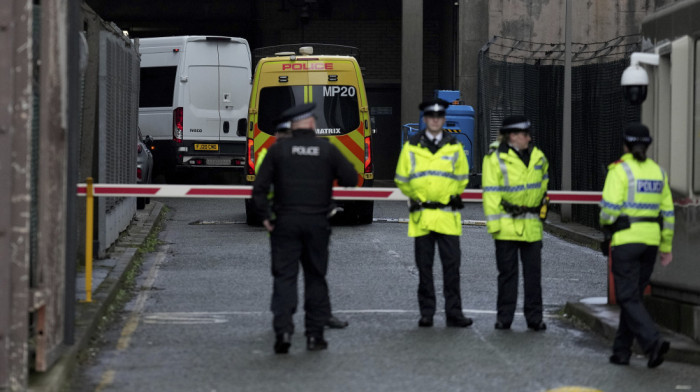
[306,335,328,351]
[326,316,349,329]
[647,340,670,368]
[274,333,292,354]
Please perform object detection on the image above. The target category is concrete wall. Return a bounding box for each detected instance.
[455,1,688,106]
[488,0,649,43]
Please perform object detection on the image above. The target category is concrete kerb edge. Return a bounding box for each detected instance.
[28,202,166,392]
[564,301,700,365]
[543,221,602,252]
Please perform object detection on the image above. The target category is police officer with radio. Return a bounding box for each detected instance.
[253,102,357,354]
[600,123,674,368]
[482,115,549,332]
[255,117,350,330]
[394,98,473,328]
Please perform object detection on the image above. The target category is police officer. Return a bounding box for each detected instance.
[394,98,472,328]
[252,103,357,354]
[482,115,549,331]
[255,116,350,330]
[600,123,674,368]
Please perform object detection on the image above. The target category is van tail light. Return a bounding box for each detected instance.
[136,167,143,181]
[364,136,373,173]
[246,138,255,175]
[137,143,143,153]
[173,107,183,142]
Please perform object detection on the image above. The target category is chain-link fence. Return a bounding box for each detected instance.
[477,35,641,228]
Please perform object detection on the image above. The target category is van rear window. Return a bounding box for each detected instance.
[258,85,359,135]
[139,66,177,108]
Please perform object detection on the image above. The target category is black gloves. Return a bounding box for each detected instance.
[449,195,464,210]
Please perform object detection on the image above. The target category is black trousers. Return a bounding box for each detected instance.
[611,243,660,355]
[414,232,464,319]
[270,214,331,337]
[494,240,543,325]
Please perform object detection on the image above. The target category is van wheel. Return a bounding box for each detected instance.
[356,201,374,224]
[137,197,146,210]
[245,199,262,226]
[344,201,373,225]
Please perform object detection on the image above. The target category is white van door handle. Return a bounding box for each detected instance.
[223,93,233,109]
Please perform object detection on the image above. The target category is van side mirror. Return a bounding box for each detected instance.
[237,119,247,137]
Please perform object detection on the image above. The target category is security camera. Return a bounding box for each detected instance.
[621,65,648,105]
[620,52,659,105]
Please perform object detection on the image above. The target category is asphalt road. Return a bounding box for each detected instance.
[71,199,700,392]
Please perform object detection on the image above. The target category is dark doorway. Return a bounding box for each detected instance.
[367,84,401,181]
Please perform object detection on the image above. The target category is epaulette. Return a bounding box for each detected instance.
[408,132,423,146]
[607,159,623,170]
[486,141,500,155]
[443,132,459,145]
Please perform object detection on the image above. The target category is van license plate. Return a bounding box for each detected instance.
[194,144,219,151]
[207,159,231,166]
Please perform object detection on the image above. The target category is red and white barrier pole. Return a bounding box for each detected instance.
[76,184,603,204]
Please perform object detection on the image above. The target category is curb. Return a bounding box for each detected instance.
[543,218,603,252]
[564,300,700,365]
[28,202,165,392]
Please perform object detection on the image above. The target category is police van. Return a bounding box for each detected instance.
[244,45,374,224]
[136,36,252,178]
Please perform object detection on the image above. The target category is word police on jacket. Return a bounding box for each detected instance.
[291,145,320,156]
[637,180,663,193]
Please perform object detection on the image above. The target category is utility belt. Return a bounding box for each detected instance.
[409,195,464,212]
[600,214,662,256]
[501,197,549,221]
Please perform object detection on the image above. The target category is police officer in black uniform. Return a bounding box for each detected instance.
[253,102,357,354]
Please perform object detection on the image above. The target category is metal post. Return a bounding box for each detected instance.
[401,0,423,126]
[561,0,573,222]
[84,177,94,303]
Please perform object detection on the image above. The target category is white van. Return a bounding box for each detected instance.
[136,36,251,177]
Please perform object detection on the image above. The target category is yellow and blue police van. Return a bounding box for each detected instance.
[244,45,374,225]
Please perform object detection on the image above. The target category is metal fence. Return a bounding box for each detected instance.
[477,35,642,227]
[80,13,140,256]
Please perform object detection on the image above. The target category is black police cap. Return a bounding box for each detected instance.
[419,99,450,115]
[277,102,317,124]
[500,115,531,134]
[623,122,652,145]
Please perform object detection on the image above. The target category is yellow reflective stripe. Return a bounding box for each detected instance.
[620,161,636,203]
[600,211,617,223]
[496,153,510,186]
[394,174,409,183]
[408,171,469,181]
[409,151,416,175]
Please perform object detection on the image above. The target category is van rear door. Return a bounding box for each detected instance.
[182,38,250,147]
[182,39,221,143]
[218,40,251,143]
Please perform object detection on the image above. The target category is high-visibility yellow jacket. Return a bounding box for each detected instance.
[394,131,469,237]
[599,153,674,252]
[482,143,549,242]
